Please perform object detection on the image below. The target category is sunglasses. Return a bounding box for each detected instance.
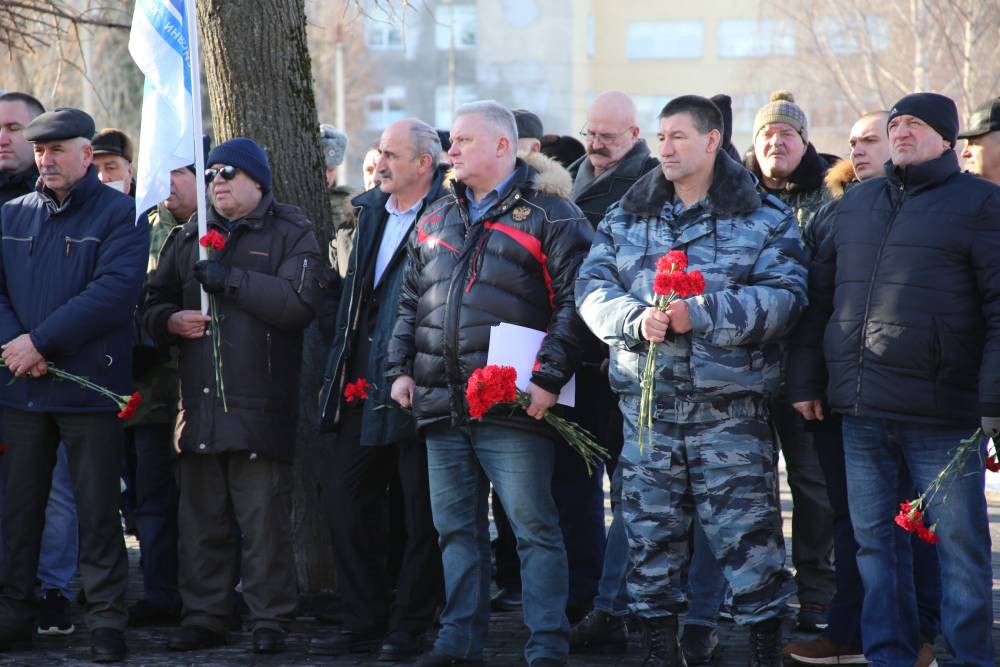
[205,165,238,185]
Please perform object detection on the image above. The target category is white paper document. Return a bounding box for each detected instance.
[486,322,576,407]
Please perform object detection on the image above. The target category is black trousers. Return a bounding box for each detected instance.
[176,451,297,633]
[0,408,128,632]
[324,412,442,636]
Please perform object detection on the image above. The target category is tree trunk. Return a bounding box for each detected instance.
[197,0,336,598]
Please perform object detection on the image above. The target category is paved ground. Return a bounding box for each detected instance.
[3,472,999,665]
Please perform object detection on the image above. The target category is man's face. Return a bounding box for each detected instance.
[448,113,505,187]
[961,132,1000,183]
[362,148,380,190]
[377,122,426,197]
[92,153,133,192]
[0,100,37,174]
[849,115,891,181]
[657,113,718,184]
[754,122,807,181]
[325,165,338,189]
[208,162,262,219]
[34,138,93,199]
[164,167,198,219]
[583,106,637,172]
[888,114,950,167]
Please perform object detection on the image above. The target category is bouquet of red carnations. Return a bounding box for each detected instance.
[465,364,608,475]
[637,250,705,452]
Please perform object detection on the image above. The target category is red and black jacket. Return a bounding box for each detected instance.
[385,156,593,432]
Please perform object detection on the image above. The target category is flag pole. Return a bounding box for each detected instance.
[185,0,210,315]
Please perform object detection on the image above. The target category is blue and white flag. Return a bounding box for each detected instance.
[128,0,198,221]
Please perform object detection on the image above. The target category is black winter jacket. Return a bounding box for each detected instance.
[384,156,593,431]
[786,150,1000,427]
[318,164,451,443]
[568,139,658,228]
[0,167,38,210]
[142,193,323,460]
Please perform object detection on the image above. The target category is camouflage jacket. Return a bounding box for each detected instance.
[125,204,186,426]
[576,151,808,423]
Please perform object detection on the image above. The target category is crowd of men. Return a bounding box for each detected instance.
[0,84,997,667]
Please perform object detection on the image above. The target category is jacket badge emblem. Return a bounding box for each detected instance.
[512,206,530,221]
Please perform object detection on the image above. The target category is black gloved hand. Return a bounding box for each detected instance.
[982,416,1000,439]
[193,259,229,295]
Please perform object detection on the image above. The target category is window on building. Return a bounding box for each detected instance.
[364,20,404,51]
[435,5,477,50]
[717,19,795,58]
[632,95,672,133]
[435,85,477,128]
[814,16,890,54]
[626,21,703,60]
[366,86,406,130]
[733,93,772,133]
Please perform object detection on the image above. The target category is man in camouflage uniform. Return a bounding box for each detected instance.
[576,96,807,667]
[124,152,206,626]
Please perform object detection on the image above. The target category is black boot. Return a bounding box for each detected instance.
[570,610,629,654]
[640,616,687,667]
[748,618,783,667]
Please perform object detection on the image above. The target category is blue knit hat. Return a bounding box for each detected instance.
[207,137,272,193]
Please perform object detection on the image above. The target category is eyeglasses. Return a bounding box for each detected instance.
[578,125,632,145]
[205,165,238,185]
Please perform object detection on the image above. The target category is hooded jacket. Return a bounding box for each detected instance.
[0,165,148,412]
[384,153,593,432]
[142,192,323,460]
[576,151,808,423]
[786,150,1000,426]
[318,164,451,442]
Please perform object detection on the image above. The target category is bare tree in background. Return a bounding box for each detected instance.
[791,0,1000,120]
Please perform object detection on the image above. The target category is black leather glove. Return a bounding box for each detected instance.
[193,259,229,295]
[982,416,1000,439]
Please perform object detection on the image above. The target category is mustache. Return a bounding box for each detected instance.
[378,169,392,180]
[39,167,62,175]
[587,146,611,158]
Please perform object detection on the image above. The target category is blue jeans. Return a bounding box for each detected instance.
[126,424,179,609]
[814,421,941,648]
[843,416,994,667]
[426,423,569,663]
[37,443,79,596]
[684,520,728,628]
[592,462,629,616]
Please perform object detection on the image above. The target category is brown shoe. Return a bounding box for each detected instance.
[785,636,867,664]
[914,643,937,667]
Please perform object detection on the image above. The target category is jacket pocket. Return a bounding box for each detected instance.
[689,337,757,398]
[64,235,102,256]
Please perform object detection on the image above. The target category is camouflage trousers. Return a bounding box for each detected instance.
[619,398,794,624]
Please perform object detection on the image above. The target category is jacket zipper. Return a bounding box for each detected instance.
[443,202,478,421]
[853,183,905,414]
[65,235,101,256]
[3,235,34,255]
[297,258,308,293]
[266,332,272,375]
[323,247,363,423]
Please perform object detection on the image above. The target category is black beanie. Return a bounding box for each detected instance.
[887,93,959,147]
[710,94,734,152]
[207,137,272,193]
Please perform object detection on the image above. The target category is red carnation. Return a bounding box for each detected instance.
[653,272,677,296]
[466,365,518,419]
[199,230,226,251]
[344,378,372,403]
[986,454,1000,472]
[656,250,688,273]
[916,525,941,544]
[117,392,143,420]
[683,270,706,297]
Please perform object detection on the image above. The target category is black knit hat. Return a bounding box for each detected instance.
[888,93,959,147]
[207,137,272,193]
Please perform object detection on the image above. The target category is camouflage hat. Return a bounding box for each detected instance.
[753,90,808,143]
